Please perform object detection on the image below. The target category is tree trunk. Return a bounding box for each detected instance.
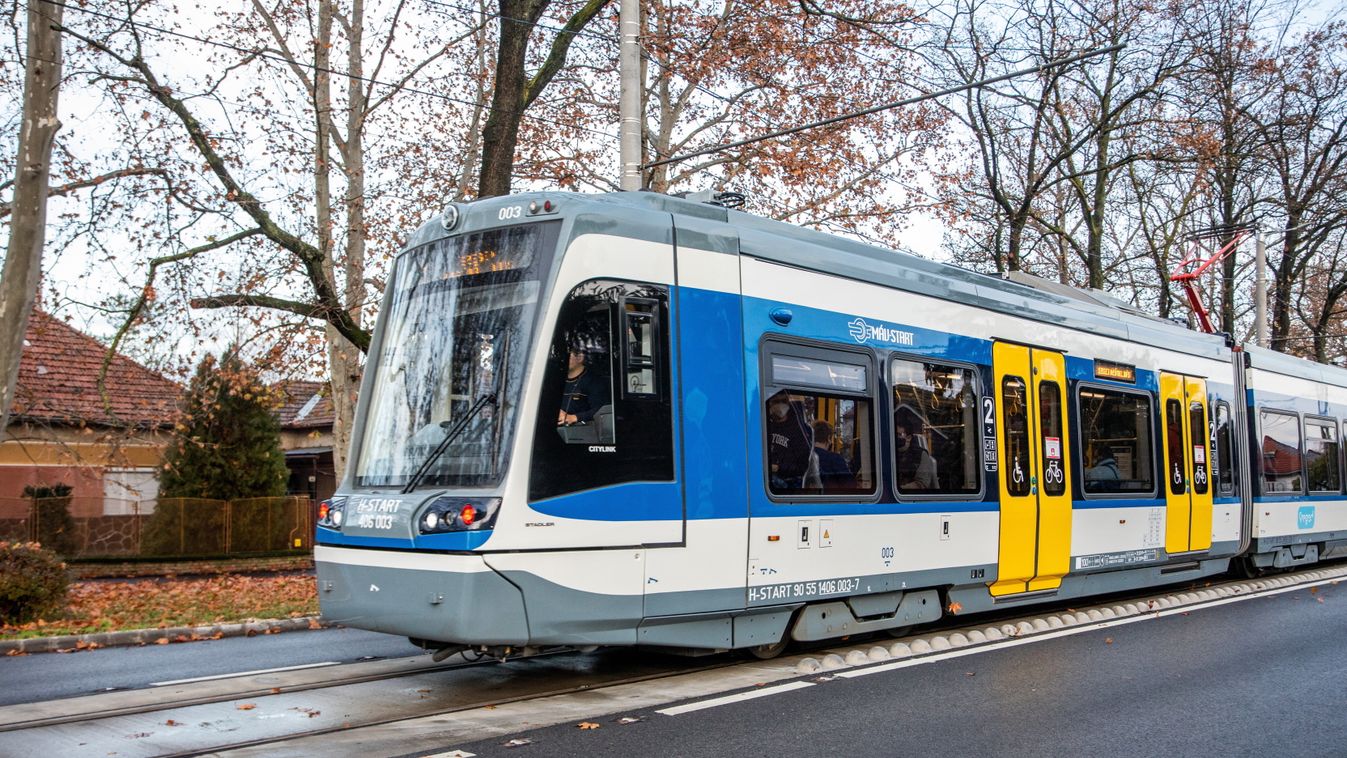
[0,2,63,434]
[1005,216,1025,272]
[329,0,369,482]
[1270,221,1301,353]
[477,0,548,198]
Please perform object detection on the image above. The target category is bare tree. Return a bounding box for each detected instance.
[477,0,612,197]
[1177,0,1273,333]
[1252,22,1347,352]
[632,0,939,242]
[0,0,62,433]
[933,0,1191,282]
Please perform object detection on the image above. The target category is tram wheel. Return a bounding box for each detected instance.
[884,625,914,639]
[746,637,790,660]
[1236,555,1266,578]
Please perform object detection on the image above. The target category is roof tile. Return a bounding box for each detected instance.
[11,310,180,429]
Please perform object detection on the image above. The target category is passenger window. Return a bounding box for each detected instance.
[1259,410,1303,494]
[764,347,874,498]
[1190,401,1209,496]
[891,359,981,496]
[1215,402,1234,495]
[1002,377,1031,496]
[1305,418,1340,494]
[1079,387,1154,495]
[528,280,673,500]
[1166,400,1185,495]
[1039,381,1065,496]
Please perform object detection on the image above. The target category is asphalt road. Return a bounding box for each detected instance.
[0,626,422,705]
[446,582,1347,757]
[3,576,1344,757]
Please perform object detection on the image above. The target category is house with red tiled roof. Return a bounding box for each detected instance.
[1261,434,1305,492]
[0,310,181,517]
[274,380,338,502]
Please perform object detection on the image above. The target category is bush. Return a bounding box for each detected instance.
[22,484,76,557]
[158,351,289,500]
[0,542,69,626]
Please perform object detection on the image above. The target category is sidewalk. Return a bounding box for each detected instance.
[69,554,313,580]
[2,554,325,655]
[2,615,331,655]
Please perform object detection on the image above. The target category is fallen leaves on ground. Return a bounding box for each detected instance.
[236,703,256,711]
[0,574,318,641]
[578,722,601,730]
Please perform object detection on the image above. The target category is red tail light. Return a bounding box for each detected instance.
[458,504,477,525]
[318,501,331,521]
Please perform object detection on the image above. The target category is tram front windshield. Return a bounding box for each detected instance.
[354,222,556,489]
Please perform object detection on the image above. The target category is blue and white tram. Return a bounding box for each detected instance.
[313,191,1347,657]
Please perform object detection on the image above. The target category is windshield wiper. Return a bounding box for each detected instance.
[401,393,497,494]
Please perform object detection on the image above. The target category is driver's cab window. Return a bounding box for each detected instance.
[529,279,674,500]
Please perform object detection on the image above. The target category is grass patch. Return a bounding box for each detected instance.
[1,574,318,640]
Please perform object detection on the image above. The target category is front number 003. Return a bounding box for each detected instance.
[498,205,523,221]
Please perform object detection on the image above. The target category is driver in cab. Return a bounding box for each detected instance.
[558,345,610,426]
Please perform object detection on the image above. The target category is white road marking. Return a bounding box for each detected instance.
[656,681,815,716]
[150,661,341,687]
[835,574,1345,679]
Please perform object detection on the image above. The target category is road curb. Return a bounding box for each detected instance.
[1,615,332,655]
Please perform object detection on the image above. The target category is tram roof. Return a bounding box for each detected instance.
[592,191,1232,361]
[408,190,1347,384]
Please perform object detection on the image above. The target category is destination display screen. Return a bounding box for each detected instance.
[1094,360,1137,383]
[442,228,538,278]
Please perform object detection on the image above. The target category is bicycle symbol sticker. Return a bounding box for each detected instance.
[1045,459,1064,485]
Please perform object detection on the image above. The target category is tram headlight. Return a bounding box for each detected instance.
[422,511,441,532]
[418,497,502,534]
[317,496,347,530]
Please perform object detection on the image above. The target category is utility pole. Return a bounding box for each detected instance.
[0,0,64,434]
[618,0,641,191]
[1255,231,1268,348]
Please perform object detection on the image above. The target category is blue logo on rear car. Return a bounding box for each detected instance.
[1297,506,1316,530]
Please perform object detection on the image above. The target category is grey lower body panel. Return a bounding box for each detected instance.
[1253,529,1347,553]
[316,558,530,645]
[948,556,1232,616]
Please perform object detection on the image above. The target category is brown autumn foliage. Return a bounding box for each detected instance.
[0,573,317,641]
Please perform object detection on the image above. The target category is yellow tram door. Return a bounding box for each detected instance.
[1160,373,1213,553]
[990,343,1074,596]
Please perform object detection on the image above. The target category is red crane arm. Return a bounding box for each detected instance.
[1168,230,1250,334]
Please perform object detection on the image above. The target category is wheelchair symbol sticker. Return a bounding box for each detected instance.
[1172,463,1184,486]
[1012,458,1026,485]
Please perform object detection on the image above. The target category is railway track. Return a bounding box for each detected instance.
[3,563,1342,757]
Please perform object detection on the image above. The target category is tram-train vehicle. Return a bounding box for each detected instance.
[314,190,1347,659]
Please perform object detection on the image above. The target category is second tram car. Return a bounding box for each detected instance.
[313,191,1347,658]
